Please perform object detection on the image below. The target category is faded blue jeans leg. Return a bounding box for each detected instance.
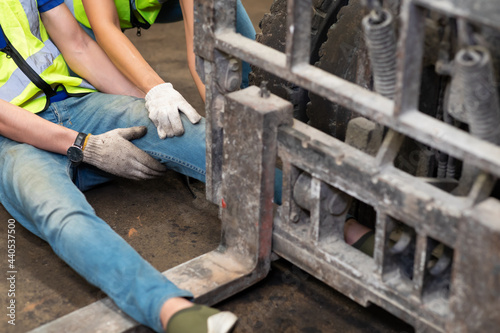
[0,141,190,332]
[0,91,282,331]
[0,93,206,332]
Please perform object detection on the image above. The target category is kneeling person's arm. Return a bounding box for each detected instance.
[40,3,144,98]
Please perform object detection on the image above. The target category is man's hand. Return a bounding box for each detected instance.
[83,127,166,180]
[145,83,202,139]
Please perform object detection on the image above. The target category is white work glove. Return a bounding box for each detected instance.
[145,83,202,139]
[83,126,167,180]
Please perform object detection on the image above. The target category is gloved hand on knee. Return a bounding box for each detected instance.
[145,83,202,139]
[83,126,167,180]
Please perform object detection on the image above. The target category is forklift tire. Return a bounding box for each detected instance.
[249,0,348,122]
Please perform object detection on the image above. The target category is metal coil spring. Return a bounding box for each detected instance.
[362,8,397,99]
[455,46,500,145]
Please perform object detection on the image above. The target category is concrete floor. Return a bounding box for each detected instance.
[0,1,414,332]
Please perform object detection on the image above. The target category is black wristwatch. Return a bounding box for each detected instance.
[67,132,88,166]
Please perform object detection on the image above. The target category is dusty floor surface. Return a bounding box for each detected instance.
[0,0,414,332]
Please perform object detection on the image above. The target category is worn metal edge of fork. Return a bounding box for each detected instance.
[279,120,466,246]
[27,250,251,333]
[272,230,444,333]
[275,120,500,332]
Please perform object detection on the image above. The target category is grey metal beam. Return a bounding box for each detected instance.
[415,0,500,30]
[214,31,500,179]
[286,0,312,69]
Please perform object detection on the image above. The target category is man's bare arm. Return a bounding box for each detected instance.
[0,3,143,155]
[82,0,163,95]
[0,99,78,155]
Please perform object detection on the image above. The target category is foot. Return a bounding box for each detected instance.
[165,304,238,333]
[344,218,375,256]
[351,230,375,257]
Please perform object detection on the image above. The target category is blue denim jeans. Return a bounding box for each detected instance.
[0,93,204,332]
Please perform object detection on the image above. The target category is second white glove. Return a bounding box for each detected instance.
[145,83,202,139]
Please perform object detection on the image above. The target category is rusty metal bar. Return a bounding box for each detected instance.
[449,198,500,332]
[415,0,500,30]
[203,50,242,203]
[278,120,464,246]
[214,31,500,179]
[215,31,394,118]
[394,0,426,115]
[286,0,312,69]
[194,0,241,204]
[203,61,222,204]
[193,0,215,61]
[274,119,500,331]
[220,85,292,266]
[193,0,236,61]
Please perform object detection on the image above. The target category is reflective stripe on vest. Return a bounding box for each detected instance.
[0,38,93,101]
[0,0,96,113]
[66,0,163,30]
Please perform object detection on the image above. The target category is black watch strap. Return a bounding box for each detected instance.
[67,132,88,166]
[73,132,87,149]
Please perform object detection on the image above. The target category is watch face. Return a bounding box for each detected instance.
[67,146,83,164]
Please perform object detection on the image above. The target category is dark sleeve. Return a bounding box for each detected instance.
[38,0,64,13]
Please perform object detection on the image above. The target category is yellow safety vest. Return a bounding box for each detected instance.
[66,0,163,30]
[0,0,96,113]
